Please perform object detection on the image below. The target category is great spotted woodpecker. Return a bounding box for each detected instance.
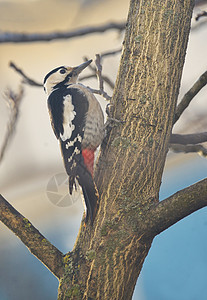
[43,60,104,224]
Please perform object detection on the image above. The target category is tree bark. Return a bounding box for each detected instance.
[58,0,195,299]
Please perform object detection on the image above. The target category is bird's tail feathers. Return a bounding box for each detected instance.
[61,139,99,224]
[69,176,77,194]
[78,170,99,224]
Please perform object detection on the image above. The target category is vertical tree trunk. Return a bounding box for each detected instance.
[58,0,194,299]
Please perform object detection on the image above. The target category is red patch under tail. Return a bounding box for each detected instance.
[82,149,95,176]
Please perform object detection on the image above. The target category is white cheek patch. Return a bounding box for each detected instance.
[60,95,76,141]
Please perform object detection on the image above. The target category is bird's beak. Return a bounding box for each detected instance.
[72,60,92,75]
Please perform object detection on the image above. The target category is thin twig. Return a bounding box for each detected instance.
[100,76,115,90]
[79,73,115,90]
[81,56,115,89]
[195,11,207,21]
[0,194,64,278]
[79,74,96,81]
[82,55,113,100]
[9,62,42,87]
[173,70,207,124]
[0,21,126,44]
[170,143,207,157]
[95,54,104,91]
[92,54,112,101]
[0,87,24,164]
[87,87,112,101]
[101,47,122,58]
[170,132,207,145]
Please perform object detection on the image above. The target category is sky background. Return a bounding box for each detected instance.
[0,0,207,299]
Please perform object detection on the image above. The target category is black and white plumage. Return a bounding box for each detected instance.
[43,60,104,224]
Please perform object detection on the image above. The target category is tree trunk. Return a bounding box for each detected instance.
[58,0,194,299]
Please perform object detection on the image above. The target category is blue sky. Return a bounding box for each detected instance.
[133,153,207,300]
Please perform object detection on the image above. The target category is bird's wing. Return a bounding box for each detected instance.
[58,87,89,183]
[47,88,64,139]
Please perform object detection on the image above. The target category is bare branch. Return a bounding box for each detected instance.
[100,47,122,58]
[173,70,207,124]
[9,62,42,87]
[0,22,126,44]
[195,11,207,21]
[87,87,112,101]
[0,194,64,278]
[95,54,104,91]
[0,87,24,164]
[195,0,207,6]
[169,143,207,157]
[142,178,207,237]
[81,55,113,101]
[81,55,115,89]
[79,73,115,90]
[92,54,112,101]
[79,74,96,81]
[170,132,207,144]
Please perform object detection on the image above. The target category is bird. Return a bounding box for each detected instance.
[43,60,105,224]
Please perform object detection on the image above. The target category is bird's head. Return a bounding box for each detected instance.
[43,59,92,95]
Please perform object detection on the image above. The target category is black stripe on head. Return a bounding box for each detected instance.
[43,66,66,85]
[53,72,73,90]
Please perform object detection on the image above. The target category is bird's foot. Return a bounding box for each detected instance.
[104,117,123,130]
[104,103,124,129]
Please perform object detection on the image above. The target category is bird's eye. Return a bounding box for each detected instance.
[60,69,66,74]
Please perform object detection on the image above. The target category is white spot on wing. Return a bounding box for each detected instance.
[74,147,80,155]
[72,161,77,169]
[65,134,82,149]
[68,147,81,163]
[60,95,76,141]
[68,156,73,163]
